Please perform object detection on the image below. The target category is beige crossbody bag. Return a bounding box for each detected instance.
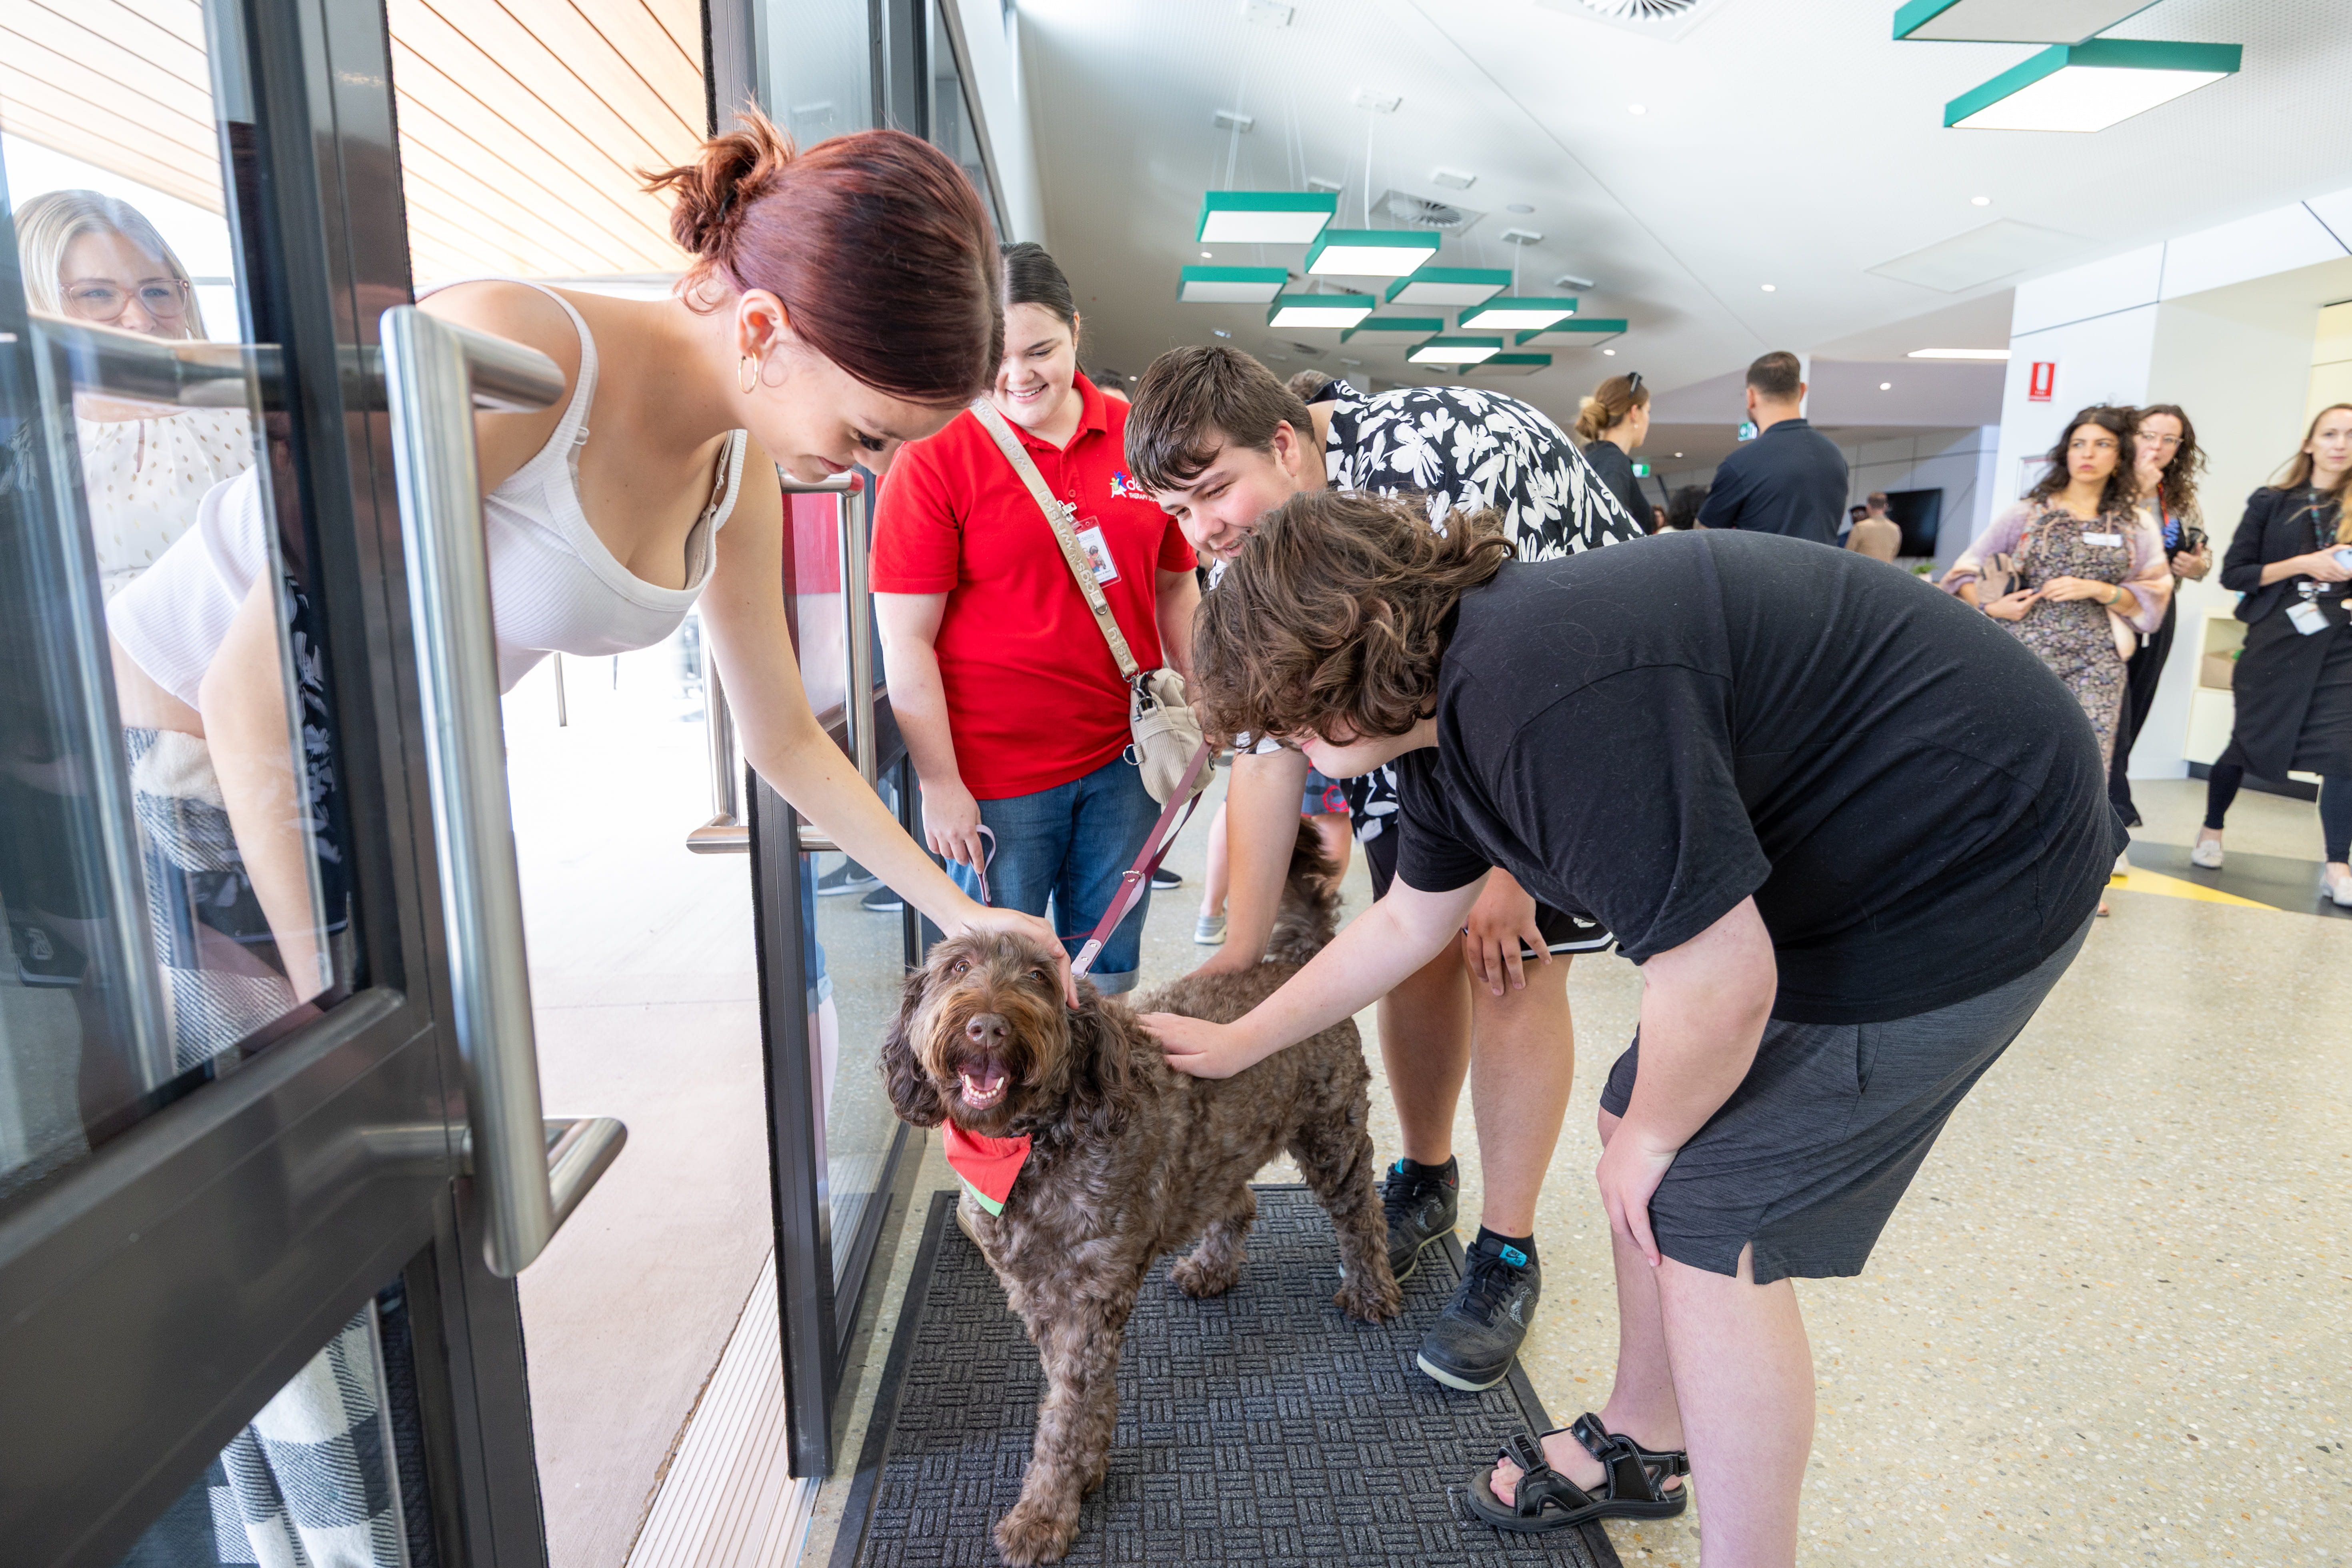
[968,399,1209,804]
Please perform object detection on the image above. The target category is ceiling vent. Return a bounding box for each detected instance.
[1376,189,1486,235]
[1535,0,1731,41]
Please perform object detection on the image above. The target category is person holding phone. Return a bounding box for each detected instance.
[2192,404,2352,901]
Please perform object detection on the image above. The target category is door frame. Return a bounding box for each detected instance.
[0,0,545,1562]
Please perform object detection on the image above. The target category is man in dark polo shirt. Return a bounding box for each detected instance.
[1697,350,1849,544]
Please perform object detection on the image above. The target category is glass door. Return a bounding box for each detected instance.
[0,1,612,1563]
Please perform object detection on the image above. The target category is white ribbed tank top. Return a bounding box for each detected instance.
[110,281,750,704]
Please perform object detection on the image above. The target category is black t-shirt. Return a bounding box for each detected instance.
[1393,530,2121,1024]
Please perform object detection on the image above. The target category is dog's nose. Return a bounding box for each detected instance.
[964,1012,1009,1048]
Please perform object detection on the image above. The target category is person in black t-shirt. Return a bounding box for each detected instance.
[1146,492,2116,1555]
[1695,350,1849,545]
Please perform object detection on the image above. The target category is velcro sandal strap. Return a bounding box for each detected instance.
[1568,1413,1616,1465]
[1502,1432,1550,1478]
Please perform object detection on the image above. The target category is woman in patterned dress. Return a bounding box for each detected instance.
[1945,408,2170,913]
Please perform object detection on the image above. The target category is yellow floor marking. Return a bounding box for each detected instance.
[2109,866,2278,910]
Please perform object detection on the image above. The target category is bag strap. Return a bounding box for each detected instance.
[1069,740,1214,977]
[969,398,1141,682]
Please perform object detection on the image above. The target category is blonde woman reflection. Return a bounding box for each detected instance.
[16,190,252,598]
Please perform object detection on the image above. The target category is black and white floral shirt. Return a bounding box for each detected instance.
[1315,382,1646,841]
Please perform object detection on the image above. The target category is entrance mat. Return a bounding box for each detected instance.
[836,1185,1620,1568]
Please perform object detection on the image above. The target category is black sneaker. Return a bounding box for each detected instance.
[860,885,904,914]
[1150,866,1183,891]
[1379,1157,1458,1282]
[817,858,878,896]
[1416,1236,1540,1392]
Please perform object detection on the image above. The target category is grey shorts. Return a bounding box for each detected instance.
[1598,915,2094,1283]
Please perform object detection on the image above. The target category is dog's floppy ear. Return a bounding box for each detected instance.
[1060,992,1137,1141]
[880,968,946,1128]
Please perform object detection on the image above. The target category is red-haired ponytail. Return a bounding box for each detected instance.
[644,111,1002,408]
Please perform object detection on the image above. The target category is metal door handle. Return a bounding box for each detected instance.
[381,305,626,1276]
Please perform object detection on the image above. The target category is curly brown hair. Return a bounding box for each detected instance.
[2028,404,2140,518]
[2134,403,2204,524]
[1193,490,1512,745]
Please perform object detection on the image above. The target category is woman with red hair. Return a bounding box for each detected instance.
[106,114,1076,1055]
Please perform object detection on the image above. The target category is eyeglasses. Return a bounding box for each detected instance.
[2139,432,2182,449]
[62,279,191,324]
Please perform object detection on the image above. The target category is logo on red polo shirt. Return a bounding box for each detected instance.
[1109,469,1145,500]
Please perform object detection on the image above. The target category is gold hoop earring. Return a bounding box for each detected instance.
[738,354,757,396]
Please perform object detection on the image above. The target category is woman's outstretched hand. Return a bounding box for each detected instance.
[1146,1013,1274,1080]
[946,904,1078,1005]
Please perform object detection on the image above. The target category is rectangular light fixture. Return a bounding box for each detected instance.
[1945,40,2241,133]
[1470,352,1553,377]
[1907,347,2012,360]
[1384,267,1509,306]
[1514,318,1628,346]
[1459,297,1578,331]
[1304,229,1442,277]
[1197,191,1338,244]
[1408,335,1504,366]
[1177,265,1288,304]
[1894,0,2156,43]
[1266,292,1377,329]
[1339,315,1444,342]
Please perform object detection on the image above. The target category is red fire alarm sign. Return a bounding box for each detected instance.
[2028,361,2057,402]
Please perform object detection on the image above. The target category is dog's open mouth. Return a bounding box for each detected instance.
[956,1057,1010,1111]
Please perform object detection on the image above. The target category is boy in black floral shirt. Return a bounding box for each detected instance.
[1127,345,1642,1390]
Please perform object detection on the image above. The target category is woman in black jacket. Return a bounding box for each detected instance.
[2196,403,2352,900]
[1574,372,1655,531]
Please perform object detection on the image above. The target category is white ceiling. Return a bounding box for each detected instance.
[1016,0,2352,436]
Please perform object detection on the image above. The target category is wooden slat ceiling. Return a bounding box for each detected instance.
[1,0,705,286]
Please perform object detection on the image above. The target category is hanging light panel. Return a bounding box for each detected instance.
[1266,292,1378,328]
[1177,265,1289,304]
[1197,191,1339,244]
[1471,352,1553,377]
[1383,267,1510,306]
[1893,0,2158,43]
[1513,318,1628,346]
[1338,315,1444,342]
[1944,40,2241,132]
[1407,335,1504,366]
[1459,297,1579,331]
[1304,229,1442,277]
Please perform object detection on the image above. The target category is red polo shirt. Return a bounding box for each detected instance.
[871,374,1196,799]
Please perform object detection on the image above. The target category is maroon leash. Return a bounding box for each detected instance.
[1072,741,1216,978]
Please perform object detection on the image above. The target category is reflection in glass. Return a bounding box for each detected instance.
[928,0,1002,227]
[115,1289,424,1568]
[0,31,357,1189]
[806,822,911,1282]
[760,0,874,148]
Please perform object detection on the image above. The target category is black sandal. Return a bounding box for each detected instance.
[1465,1412,1690,1533]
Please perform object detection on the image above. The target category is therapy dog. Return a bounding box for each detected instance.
[880,824,1401,1564]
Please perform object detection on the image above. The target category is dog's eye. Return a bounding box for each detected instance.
[952,959,970,976]
[1030,968,1050,985]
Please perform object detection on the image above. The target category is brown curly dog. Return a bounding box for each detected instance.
[880,824,1402,1565]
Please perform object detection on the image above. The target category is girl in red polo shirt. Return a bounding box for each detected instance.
[873,244,1200,993]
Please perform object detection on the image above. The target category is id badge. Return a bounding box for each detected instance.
[2288,598,2330,636]
[2082,530,2123,548]
[1073,521,1120,585]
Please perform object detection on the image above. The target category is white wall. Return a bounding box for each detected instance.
[947,0,1047,245]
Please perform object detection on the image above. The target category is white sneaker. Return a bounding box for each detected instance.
[2324,870,2352,908]
[1194,914,1228,945]
[2190,838,2224,869]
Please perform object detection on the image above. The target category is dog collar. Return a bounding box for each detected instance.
[942,1122,1031,1217]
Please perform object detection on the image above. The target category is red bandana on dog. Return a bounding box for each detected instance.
[942,1122,1031,1217]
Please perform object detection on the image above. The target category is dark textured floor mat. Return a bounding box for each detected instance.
[837,1186,1619,1568]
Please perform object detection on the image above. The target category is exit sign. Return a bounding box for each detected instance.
[1632,461,1652,477]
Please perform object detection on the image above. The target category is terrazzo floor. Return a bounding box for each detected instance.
[804,774,2350,1568]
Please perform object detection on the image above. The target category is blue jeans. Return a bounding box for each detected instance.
[946,754,1159,993]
